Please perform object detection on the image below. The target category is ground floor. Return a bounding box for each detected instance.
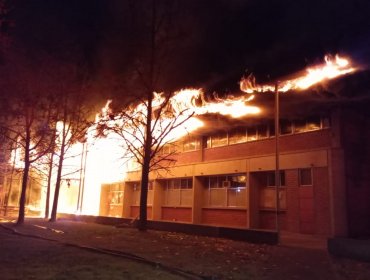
[99,148,343,237]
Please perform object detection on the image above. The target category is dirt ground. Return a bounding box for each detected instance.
[0,218,369,280]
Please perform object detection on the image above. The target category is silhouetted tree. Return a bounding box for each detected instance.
[97,0,192,230]
[49,72,91,222]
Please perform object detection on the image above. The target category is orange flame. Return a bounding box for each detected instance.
[240,55,357,93]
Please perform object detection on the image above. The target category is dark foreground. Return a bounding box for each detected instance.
[0,218,369,280]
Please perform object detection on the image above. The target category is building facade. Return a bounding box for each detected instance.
[99,106,370,238]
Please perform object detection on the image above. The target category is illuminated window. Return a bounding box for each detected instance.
[299,168,312,186]
[280,120,293,135]
[257,124,268,139]
[229,128,247,145]
[247,127,257,141]
[207,132,228,148]
[160,143,177,154]
[110,191,123,205]
[306,117,321,131]
[183,136,201,152]
[293,119,306,133]
[205,174,247,207]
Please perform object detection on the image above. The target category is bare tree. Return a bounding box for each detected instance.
[96,0,189,230]
[4,88,57,225]
[49,87,91,222]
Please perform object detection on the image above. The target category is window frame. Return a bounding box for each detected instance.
[299,168,313,186]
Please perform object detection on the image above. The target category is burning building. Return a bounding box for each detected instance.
[2,55,369,239]
[94,55,370,238]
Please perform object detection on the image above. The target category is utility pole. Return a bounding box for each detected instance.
[275,83,280,243]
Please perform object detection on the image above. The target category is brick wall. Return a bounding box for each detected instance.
[259,211,287,230]
[130,206,152,219]
[313,167,331,236]
[174,150,203,165]
[161,207,192,223]
[285,169,300,232]
[203,130,331,162]
[201,208,247,227]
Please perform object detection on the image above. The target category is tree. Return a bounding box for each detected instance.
[49,77,91,222]
[93,0,195,231]
[2,79,57,225]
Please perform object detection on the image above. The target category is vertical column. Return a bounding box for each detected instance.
[248,173,260,229]
[328,149,348,237]
[99,184,110,217]
[152,180,163,221]
[122,182,132,218]
[328,108,348,237]
[192,176,203,224]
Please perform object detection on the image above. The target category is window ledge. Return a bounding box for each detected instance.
[162,205,192,208]
[259,207,287,212]
[202,206,247,210]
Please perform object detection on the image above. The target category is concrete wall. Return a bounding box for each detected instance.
[99,129,338,237]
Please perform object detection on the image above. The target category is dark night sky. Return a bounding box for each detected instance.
[11,0,370,99]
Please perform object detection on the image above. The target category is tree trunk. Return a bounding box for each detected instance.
[49,122,67,222]
[44,152,54,219]
[16,138,31,225]
[138,144,150,230]
[137,0,156,231]
[49,143,65,222]
[138,89,153,231]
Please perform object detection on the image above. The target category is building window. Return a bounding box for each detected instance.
[204,174,247,207]
[247,127,257,141]
[266,171,286,187]
[183,136,200,152]
[306,117,321,131]
[206,132,228,148]
[110,190,123,205]
[293,119,307,133]
[228,128,247,145]
[132,181,153,205]
[159,143,177,155]
[322,117,330,128]
[257,124,268,139]
[269,122,275,137]
[280,120,293,135]
[202,116,329,150]
[163,178,193,206]
[299,168,312,186]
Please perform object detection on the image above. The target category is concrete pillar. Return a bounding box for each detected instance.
[192,176,203,224]
[152,180,164,221]
[122,182,133,218]
[328,149,348,237]
[248,173,260,229]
